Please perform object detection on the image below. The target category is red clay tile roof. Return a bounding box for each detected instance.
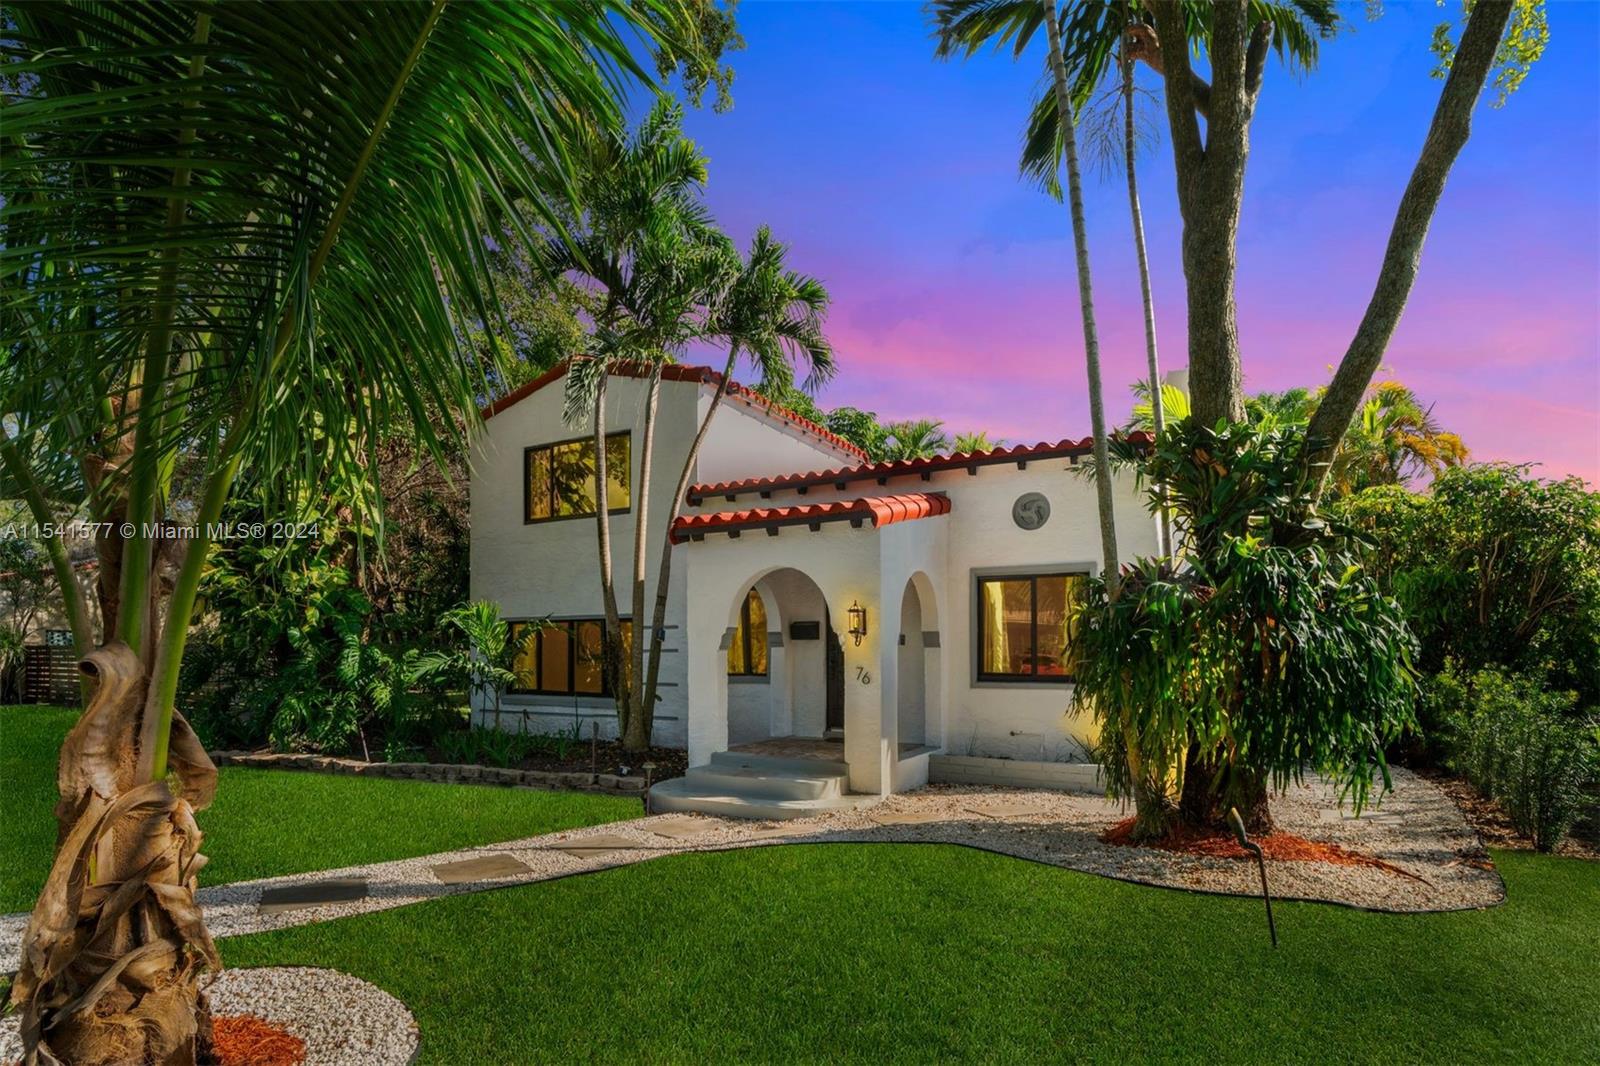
[687,433,1153,504]
[480,359,867,461]
[671,492,951,544]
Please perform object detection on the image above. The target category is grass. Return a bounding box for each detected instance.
[0,705,639,912]
[222,844,1599,1065]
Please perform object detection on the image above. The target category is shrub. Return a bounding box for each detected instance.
[1432,663,1600,851]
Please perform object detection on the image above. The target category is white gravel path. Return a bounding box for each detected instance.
[1,767,1503,970]
[0,966,417,1065]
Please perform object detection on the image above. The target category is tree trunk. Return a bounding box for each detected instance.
[1044,0,1120,592]
[1146,1,1270,428]
[13,642,219,1065]
[1178,746,1273,835]
[1303,0,1514,493]
[638,357,739,752]
[629,367,662,726]
[589,368,632,741]
[1119,23,1169,557]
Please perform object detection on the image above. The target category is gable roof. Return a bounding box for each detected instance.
[671,492,951,544]
[480,360,867,461]
[686,432,1154,504]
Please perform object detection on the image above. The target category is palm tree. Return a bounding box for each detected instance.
[883,419,954,460]
[638,228,833,750]
[953,430,996,454]
[1326,381,1468,494]
[933,0,1122,594]
[1,3,655,1059]
[546,99,728,751]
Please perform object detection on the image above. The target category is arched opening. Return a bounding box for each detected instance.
[896,576,933,750]
[722,567,844,749]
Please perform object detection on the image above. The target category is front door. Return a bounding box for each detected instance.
[825,608,845,732]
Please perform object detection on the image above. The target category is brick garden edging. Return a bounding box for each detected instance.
[208,750,648,797]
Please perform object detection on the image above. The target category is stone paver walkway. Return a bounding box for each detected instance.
[0,769,1504,964]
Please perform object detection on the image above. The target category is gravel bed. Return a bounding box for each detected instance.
[0,967,417,1066]
[1,767,1503,971]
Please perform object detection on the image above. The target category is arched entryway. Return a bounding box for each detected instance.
[722,567,845,748]
[895,571,940,752]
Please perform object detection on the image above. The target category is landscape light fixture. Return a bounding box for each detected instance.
[1229,806,1278,948]
[847,600,867,646]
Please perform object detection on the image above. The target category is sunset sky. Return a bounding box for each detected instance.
[672,1,1600,485]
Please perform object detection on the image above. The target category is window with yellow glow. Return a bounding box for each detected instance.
[727,588,768,677]
[977,572,1086,681]
[510,618,632,695]
[524,432,630,522]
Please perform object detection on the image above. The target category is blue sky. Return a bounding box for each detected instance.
[665,1,1599,481]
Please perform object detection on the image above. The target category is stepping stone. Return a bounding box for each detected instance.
[430,853,531,885]
[551,833,643,859]
[648,815,717,840]
[258,877,368,915]
[965,801,1050,820]
[742,825,808,840]
[869,809,949,826]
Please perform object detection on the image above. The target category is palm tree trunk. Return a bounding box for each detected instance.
[636,351,740,752]
[1120,24,1169,558]
[590,367,631,740]
[629,366,662,727]
[1044,1,1120,591]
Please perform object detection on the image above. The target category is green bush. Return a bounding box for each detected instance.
[1432,663,1600,851]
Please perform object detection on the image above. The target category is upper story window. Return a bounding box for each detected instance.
[509,617,632,696]
[976,571,1088,683]
[525,432,630,523]
[727,588,768,677]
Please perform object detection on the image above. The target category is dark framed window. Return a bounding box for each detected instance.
[727,588,768,677]
[976,571,1087,682]
[524,432,630,523]
[509,618,632,696]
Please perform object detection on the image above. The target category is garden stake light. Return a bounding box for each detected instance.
[643,761,657,815]
[1229,807,1278,948]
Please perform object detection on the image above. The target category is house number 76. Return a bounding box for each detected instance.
[854,666,872,685]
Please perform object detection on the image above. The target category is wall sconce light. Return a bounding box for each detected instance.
[847,600,868,646]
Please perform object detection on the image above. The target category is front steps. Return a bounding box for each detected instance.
[649,750,876,820]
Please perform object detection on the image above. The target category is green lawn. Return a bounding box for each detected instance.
[222,845,1598,1065]
[8,704,1598,1064]
[1,705,639,911]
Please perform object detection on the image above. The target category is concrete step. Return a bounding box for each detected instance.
[685,763,843,802]
[648,775,874,821]
[708,750,848,777]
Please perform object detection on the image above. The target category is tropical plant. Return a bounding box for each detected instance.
[1075,419,1418,838]
[1,2,660,1059]
[1431,663,1598,851]
[953,431,996,454]
[882,419,953,461]
[545,99,729,754]
[0,622,24,704]
[1325,381,1469,494]
[412,600,536,736]
[639,226,834,750]
[1339,464,1600,710]
[825,406,893,461]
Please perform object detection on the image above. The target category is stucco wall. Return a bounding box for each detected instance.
[468,369,857,747]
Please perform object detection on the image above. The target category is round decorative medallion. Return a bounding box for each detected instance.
[1012,492,1051,530]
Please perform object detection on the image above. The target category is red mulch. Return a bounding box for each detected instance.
[210,1015,306,1066]
[1100,818,1426,881]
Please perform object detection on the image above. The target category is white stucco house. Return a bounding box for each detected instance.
[469,361,1158,816]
